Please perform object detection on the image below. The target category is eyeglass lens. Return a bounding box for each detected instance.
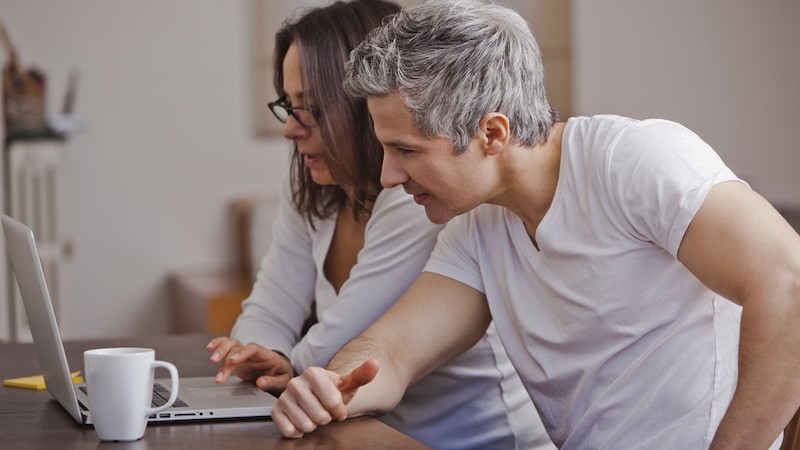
[269,99,315,127]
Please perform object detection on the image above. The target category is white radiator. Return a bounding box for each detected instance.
[5,140,65,342]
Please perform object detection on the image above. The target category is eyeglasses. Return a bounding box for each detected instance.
[268,96,318,128]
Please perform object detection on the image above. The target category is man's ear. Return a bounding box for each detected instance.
[479,113,510,155]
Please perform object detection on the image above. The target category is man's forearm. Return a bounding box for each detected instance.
[711,292,800,448]
[327,334,407,417]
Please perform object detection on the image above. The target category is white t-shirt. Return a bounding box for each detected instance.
[232,176,554,450]
[424,115,774,449]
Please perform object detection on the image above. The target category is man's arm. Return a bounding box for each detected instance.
[677,181,800,449]
[272,272,493,438]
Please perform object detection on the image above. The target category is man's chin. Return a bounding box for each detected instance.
[423,207,456,225]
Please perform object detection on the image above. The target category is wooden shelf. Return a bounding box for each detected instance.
[170,270,253,334]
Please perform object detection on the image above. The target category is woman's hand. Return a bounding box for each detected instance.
[207,336,294,395]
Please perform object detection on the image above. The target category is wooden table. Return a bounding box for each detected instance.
[0,333,430,449]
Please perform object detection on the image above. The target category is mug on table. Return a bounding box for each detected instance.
[83,347,179,441]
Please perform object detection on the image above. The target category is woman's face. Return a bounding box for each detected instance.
[281,44,336,186]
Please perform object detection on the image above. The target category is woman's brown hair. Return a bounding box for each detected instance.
[273,0,400,225]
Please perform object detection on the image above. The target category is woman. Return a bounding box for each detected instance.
[207,1,553,449]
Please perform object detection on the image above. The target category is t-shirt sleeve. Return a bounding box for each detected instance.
[606,119,744,256]
[423,211,487,295]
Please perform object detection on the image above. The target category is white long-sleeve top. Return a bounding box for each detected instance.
[232,176,554,450]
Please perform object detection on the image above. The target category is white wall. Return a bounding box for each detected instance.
[1,0,292,339]
[572,0,800,209]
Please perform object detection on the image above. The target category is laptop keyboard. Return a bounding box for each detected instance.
[79,384,188,408]
[153,383,188,407]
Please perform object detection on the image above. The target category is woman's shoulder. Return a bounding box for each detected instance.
[370,186,443,233]
[373,185,419,214]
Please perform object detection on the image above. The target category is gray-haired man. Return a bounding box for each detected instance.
[272,1,800,448]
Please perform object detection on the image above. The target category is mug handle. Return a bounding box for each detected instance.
[145,360,179,416]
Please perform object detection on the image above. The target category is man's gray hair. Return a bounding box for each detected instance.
[344,0,557,154]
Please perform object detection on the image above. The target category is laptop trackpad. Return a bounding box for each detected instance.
[165,377,275,409]
[188,386,257,398]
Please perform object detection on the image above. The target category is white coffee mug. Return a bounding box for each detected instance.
[84,347,179,441]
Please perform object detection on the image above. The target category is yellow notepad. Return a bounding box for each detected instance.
[3,371,83,390]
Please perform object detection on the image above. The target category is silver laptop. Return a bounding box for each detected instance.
[1,214,276,425]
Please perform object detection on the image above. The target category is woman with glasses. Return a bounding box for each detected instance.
[206,1,553,449]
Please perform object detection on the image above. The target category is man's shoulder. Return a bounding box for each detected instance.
[563,115,702,168]
[564,114,638,144]
[566,114,695,143]
[370,185,444,233]
[566,114,638,128]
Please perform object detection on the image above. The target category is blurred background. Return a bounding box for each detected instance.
[0,0,797,341]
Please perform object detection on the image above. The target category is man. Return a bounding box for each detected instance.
[272,1,800,448]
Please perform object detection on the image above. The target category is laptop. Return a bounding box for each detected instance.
[1,214,276,425]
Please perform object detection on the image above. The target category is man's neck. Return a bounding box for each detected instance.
[494,121,566,240]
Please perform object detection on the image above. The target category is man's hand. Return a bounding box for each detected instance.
[272,359,380,438]
[207,336,294,395]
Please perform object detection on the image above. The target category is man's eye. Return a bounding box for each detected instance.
[397,148,414,155]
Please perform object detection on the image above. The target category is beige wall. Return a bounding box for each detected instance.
[511,0,573,119]
[572,0,800,209]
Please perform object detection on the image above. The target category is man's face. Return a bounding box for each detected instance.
[369,93,495,224]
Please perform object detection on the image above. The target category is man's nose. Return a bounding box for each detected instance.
[380,150,408,189]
